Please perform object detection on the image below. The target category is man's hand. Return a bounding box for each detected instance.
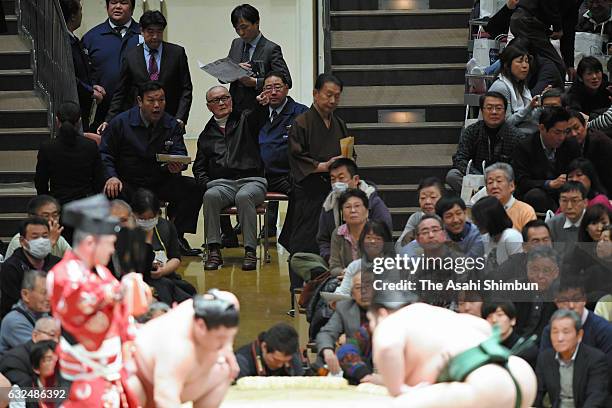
[549,174,567,189]
[84,132,101,145]
[167,162,183,174]
[238,62,252,71]
[323,155,345,172]
[93,88,104,104]
[256,89,271,106]
[104,177,123,198]
[506,0,519,9]
[97,121,109,135]
[93,84,106,97]
[48,218,63,247]
[323,349,341,374]
[529,94,541,109]
[550,31,563,40]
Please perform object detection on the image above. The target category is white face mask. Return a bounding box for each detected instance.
[25,237,52,259]
[136,217,158,231]
[332,182,349,196]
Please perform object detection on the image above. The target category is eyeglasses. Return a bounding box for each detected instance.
[207,95,231,105]
[483,105,505,112]
[263,84,284,92]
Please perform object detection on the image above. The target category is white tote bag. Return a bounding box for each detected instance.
[480,0,507,18]
[473,27,501,67]
[460,160,486,206]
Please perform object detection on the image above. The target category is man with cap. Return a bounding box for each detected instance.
[47,194,150,407]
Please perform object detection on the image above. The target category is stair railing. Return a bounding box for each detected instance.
[17,0,79,137]
[321,0,332,73]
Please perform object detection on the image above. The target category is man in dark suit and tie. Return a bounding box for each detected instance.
[512,106,581,213]
[227,4,292,114]
[535,309,610,407]
[98,10,193,134]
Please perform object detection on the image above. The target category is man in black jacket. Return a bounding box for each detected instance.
[193,85,267,271]
[535,309,610,407]
[0,317,59,388]
[447,91,524,193]
[512,107,581,212]
[98,11,192,133]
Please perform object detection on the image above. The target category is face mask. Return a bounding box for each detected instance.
[25,237,52,259]
[332,182,349,196]
[136,217,158,231]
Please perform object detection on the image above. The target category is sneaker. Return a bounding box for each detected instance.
[204,248,223,270]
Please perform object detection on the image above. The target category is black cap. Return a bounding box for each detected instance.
[62,194,120,235]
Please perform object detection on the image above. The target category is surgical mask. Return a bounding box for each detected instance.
[25,237,51,259]
[332,182,349,196]
[135,217,158,231]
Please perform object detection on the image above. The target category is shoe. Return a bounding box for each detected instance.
[221,232,240,248]
[178,237,203,256]
[286,309,295,317]
[204,248,223,270]
[241,249,257,271]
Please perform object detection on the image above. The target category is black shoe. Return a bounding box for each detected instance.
[204,247,223,270]
[178,237,202,256]
[242,249,257,271]
[221,232,240,248]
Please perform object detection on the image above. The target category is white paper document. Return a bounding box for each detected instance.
[198,58,252,83]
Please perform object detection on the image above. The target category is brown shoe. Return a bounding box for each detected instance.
[204,248,223,270]
[241,249,257,271]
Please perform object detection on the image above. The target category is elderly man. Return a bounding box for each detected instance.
[535,310,609,407]
[0,270,50,356]
[546,181,587,253]
[193,85,267,271]
[0,317,59,388]
[512,107,581,213]
[368,292,537,407]
[485,162,537,232]
[447,91,524,193]
[0,218,60,319]
[100,81,203,256]
[130,290,240,408]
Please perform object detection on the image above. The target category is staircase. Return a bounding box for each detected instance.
[0,0,49,242]
[329,0,471,236]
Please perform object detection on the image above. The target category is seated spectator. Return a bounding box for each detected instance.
[235,323,304,378]
[546,181,588,253]
[539,87,564,108]
[316,273,371,382]
[317,158,392,261]
[457,291,484,317]
[482,301,538,368]
[35,102,105,206]
[131,188,195,304]
[514,246,559,343]
[497,220,552,281]
[0,270,50,356]
[29,340,58,389]
[512,107,581,213]
[535,310,609,408]
[566,110,612,197]
[485,162,537,231]
[100,81,203,256]
[566,56,611,117]
[488,45,539,136]
[193,85,268,271]
[576,0,612,42]
[256,71,308,238]
[110,199,133,228]
[567,158,612,211]
[446,91,523,194]
[335,220,394,296]
[0,317,59,388]
[0,218,60,319]
[540,279,612,382]
[395,177,444,251]
[5,195,71,259]
[472,196,523,270]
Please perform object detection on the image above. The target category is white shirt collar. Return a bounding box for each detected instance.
[108,19,132,31]
[555,342,581,365]
[269,98,288,118]
[581,308,589,325]
[563,210,585,229]
[249,32,262,48]
[503,195,516,211]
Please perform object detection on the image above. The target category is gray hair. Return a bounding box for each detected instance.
[34,317,58,333]
[550,309,582,332]
[527,245,559,265]
[206,85,229,101]
[22,269,46,291]
[110,199,132,214]
[484,162,514,183]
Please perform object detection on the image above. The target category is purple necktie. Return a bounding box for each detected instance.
[148,48,159,81]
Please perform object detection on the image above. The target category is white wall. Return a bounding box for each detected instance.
[76,0,315,138]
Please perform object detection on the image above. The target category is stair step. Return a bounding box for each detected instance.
[0,212,28,237]
[348,122,462,145]
[337,85,464,123]
[0,183,36,213]
[0,36,31,70]
[0,151,38,172]
[0,171,35,183]
[390,206,420,229]
[5,14,16,35]
[333,63,465,86]
[0,127,51,150]
[331,9,470,30]
[0,69,34,91]
[0,91,48,128]
[376,184,419,207]
[330,0,473,11]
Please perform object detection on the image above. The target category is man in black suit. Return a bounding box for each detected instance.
[227,4,292,114]
[535,309,610,407]
[99,10,192,133]
[512,106,581,213]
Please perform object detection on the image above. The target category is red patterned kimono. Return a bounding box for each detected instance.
[47,251,139,408]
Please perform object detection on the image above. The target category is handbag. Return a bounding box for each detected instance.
[460,160,486,206]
